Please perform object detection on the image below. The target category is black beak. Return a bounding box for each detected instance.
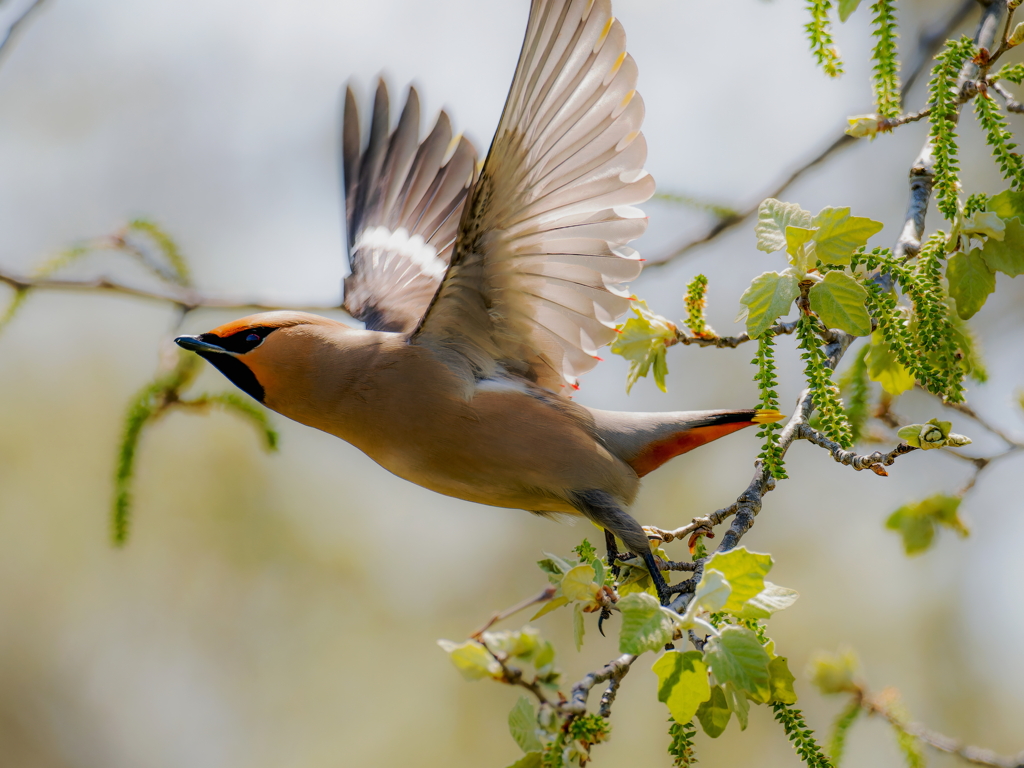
[174,335,228,354]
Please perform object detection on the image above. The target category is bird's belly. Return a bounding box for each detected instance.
[343,389,634,513]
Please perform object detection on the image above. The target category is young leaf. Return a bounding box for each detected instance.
[979,216,1024,276]
[573,603,585,651]
[738,271,800,338]
[768,656,798,705]
[618,592,677,655]
[724,682,751,730]
[810,207,884,265]
[703,626,772,703]
[509,697,543,753]
[653,650,712,724]
[561,564,597,602]
[755,199,813,253]
[785,225,818,262]
[886,494,968,555]
[865,332,915,395]
[737,582,800,620]
[611,300,677,393]
[703,548,773,615]
[808,271,872,336]
[897,418,971,450]
[947,250,996,319]
[809,648,861,695]
[838,0,862,22]
[696,685,732,738]
[986,189,1024,219]
[437,639,500,681]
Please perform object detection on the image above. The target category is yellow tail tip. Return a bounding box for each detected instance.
[753,409,786,424]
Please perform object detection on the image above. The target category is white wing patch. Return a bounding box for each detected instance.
[355,225,448,280]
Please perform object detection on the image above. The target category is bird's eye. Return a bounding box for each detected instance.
[246,333,261,343]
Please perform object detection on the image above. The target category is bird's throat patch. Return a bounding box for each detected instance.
[198,352,265,402]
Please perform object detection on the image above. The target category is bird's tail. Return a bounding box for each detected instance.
[588,407,786,478]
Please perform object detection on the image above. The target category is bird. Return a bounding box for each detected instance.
[174,0,782,606]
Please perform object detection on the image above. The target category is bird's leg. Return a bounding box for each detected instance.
[642,552,673,607]
[604,528,620,577]
[570,490,673,607]
[597,528,620,636]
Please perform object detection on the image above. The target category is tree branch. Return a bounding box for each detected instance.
[563,654,635,717]
[0,0,45,58]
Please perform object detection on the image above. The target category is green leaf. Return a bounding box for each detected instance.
[986,188,1024,219]
[704,626,771,703]
[509,697,543,753]
[738,271,800,338]
[724,683,751,730]
[886,494,967,555]
[808,271,872,336]
[483,628,542,660]
[947,249,996,319]
[755,199,813,253]
[610,299,677,393]
[961,211,1005,240]
[703,548,773,615]
[536,594,571,621]
[696,685,732,738]
[437,639,500,681]
[736,582,800,620]
[979,216,1024,276]
[811,207,884,265]
[866,332,915,395]
[561,564,597,602]
[618,592,676,655]
[573,602,586,651]
[653,650,711,724]
[768,656,798,704]
[785,224,818,259]
[809,647,860,694]
[505,752,542,768]
[838,0,863,22]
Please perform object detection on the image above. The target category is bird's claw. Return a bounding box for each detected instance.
[597,606,612,636]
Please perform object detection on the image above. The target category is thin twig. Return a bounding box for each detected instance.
[671,319,799,349]
[861,690,1024,768]
[470,586,557,639]
[0,267,342,314]
[797,425,918,474]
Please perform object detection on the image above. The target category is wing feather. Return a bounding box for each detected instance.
[342,81,478,333]
[412,0,653,394]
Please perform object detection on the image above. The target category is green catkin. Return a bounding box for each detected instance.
[753,334,788,478]
[927,37,976,220]
[796,316,854,448]
[827,699,862,765]
[870,0,901,118]
[772,703,835,768]
[805,0,844,77]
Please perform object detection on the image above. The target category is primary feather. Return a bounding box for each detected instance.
[412,0,654,395]
[342,81,478,333]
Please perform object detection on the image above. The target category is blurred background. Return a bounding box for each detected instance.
[1,0,1023,765]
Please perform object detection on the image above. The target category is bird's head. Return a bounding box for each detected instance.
[174,311,351,404]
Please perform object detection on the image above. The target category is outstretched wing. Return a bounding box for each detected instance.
[342,81,478,332]
[411,0,654,394]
